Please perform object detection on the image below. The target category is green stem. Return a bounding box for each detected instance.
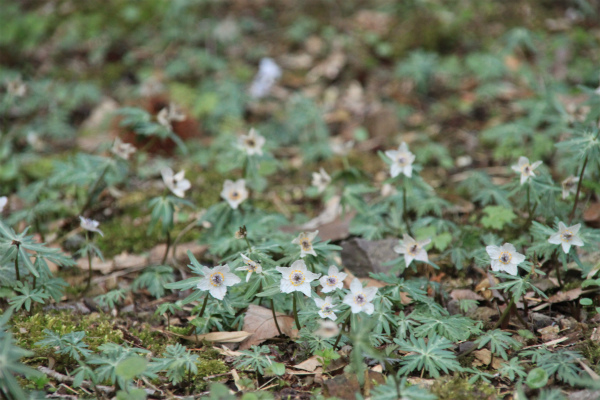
[244,236,252,253]
[270,299,283,336]
[402,185,413,236]
[198,294,209,318]
[494,296,516,329]
[14,244,20,281]
[569,155,588,224]
[162,230,171,265]
[292,293,301,330]
[85,233,93,292]
[80,164,110,216]
[334,314,351,348]
[342,156,350,170]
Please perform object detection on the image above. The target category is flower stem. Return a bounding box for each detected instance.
[85,232,93,292]
[270,299,283,336]
[14,244,20,281]
[198,294,209,318]
[569,155,588,224]
[494,295,516,329]
[162,230,171,265]
[402,185,413,236]
[244,236,252,253]
[292,293,301,330]
[80,164,109,216]
[334,314,351,348]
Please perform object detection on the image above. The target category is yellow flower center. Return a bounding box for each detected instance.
[301,239,312,251]
[397,155,407,166]
[521,164,531,174]
[499,252,512,265]
[560,230,573,242]
[289,270,305,286]
[354,292,366,305]
[229,190,240,200]
[407,244,419,256]
[321,303,333,315]
[326,276,337,286]
[210,272,225,287]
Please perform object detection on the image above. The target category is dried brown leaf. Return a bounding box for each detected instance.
[239,305,296,350]
[450,289,484,301]
[174,331,252,343]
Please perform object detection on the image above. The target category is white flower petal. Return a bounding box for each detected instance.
[298,283,312,297]
[209,285,227,300]
[548,234,562,245]
[280,279,295,294]
[561,242,571,254]
[349,278,362,293]
[362,303,375,315]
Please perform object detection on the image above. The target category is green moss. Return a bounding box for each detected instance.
[577,339,600,373]
[12,310,123,354]
[194,359,229,391]
[431,377,497,400]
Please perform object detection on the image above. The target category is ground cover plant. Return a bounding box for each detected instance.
[1,1,600,399]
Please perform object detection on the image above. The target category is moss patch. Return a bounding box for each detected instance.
[431,376,497,400]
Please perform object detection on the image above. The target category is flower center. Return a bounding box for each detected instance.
[230,191,240,200]
[246,261,257,271]
[321,303,333,315]
[301,239,312,251]
[560,230,573,242]
[521,165,531,174]
[397,155,407,166]
[326,276,337,286]
[408,244,419,256]
[246,139,256,147]
[289,270,305,286]
[354,293,366,305]
[499,252,512,264]
[210,272,225,287]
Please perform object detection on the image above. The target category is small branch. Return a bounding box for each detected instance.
[37,366,114,394]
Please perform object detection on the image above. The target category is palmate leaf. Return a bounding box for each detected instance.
[394,334,461,378]
[475,329,522,360]
[371,376,436,400]
[132,265,174,298]
[412,313,482,342]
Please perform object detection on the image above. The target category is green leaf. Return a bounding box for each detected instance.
[116,356,147,380]
[526,367,548,389]
[580,298,593,306]
[116,388,147,400]
[269,362,286,376]
[481,206,516,230]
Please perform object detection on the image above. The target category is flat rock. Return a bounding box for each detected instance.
[341,238,398,277]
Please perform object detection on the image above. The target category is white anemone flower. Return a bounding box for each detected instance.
[292,231,318,258]
[249,58,282,99]
[314,319,339,338]
[343,278,377,315]
[161,168,191,198]
[393,234,431,268]
[0,196,7,213]
[561,176,579,200]
[239,128,265,156]
[548,222,584,254]
[511,156,542,185]
[79,216,104,237]
[236,254,263,282]
[197,264,241,300]
[485,243,526,276]
[314,296,337,320]
[319,265,347,293]
[220,179,248,209]
[385,142,416,178]
[276,260,321,297]
[111,137,136,160]
[311,168,331,194]
[157,102,186,130]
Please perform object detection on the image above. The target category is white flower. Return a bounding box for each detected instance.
[276,260,321,297]
[0,196,7,213]
[314,319,339,338]
[238,128,265,156]
[249,58,282,99]
[311,168,331,193]
[236,254,263,282]
[220,179,248,209]
[292,231,318,258]
[343,278,377,315]
[157,102,186,130]
[111,137,136,160]
[385,142,416,178]
[330,138,354,156]
[561,176,579,200]
[314,296,337,320]
[79,216,104,237]
[485,243,526,276]
[548,222,584,254]
[161,168,191,198]
[6,78,26,97]
[197,264,241,300]
[511,156,543,185]
[319,265,347,293]
[393,234,431,268]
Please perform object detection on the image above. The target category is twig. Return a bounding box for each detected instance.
[38,366,114,394]
[569,155,588,224]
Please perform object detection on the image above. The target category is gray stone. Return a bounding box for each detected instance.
[568,390,600,400]
[341,238,399,277]
[531,312,554,330]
